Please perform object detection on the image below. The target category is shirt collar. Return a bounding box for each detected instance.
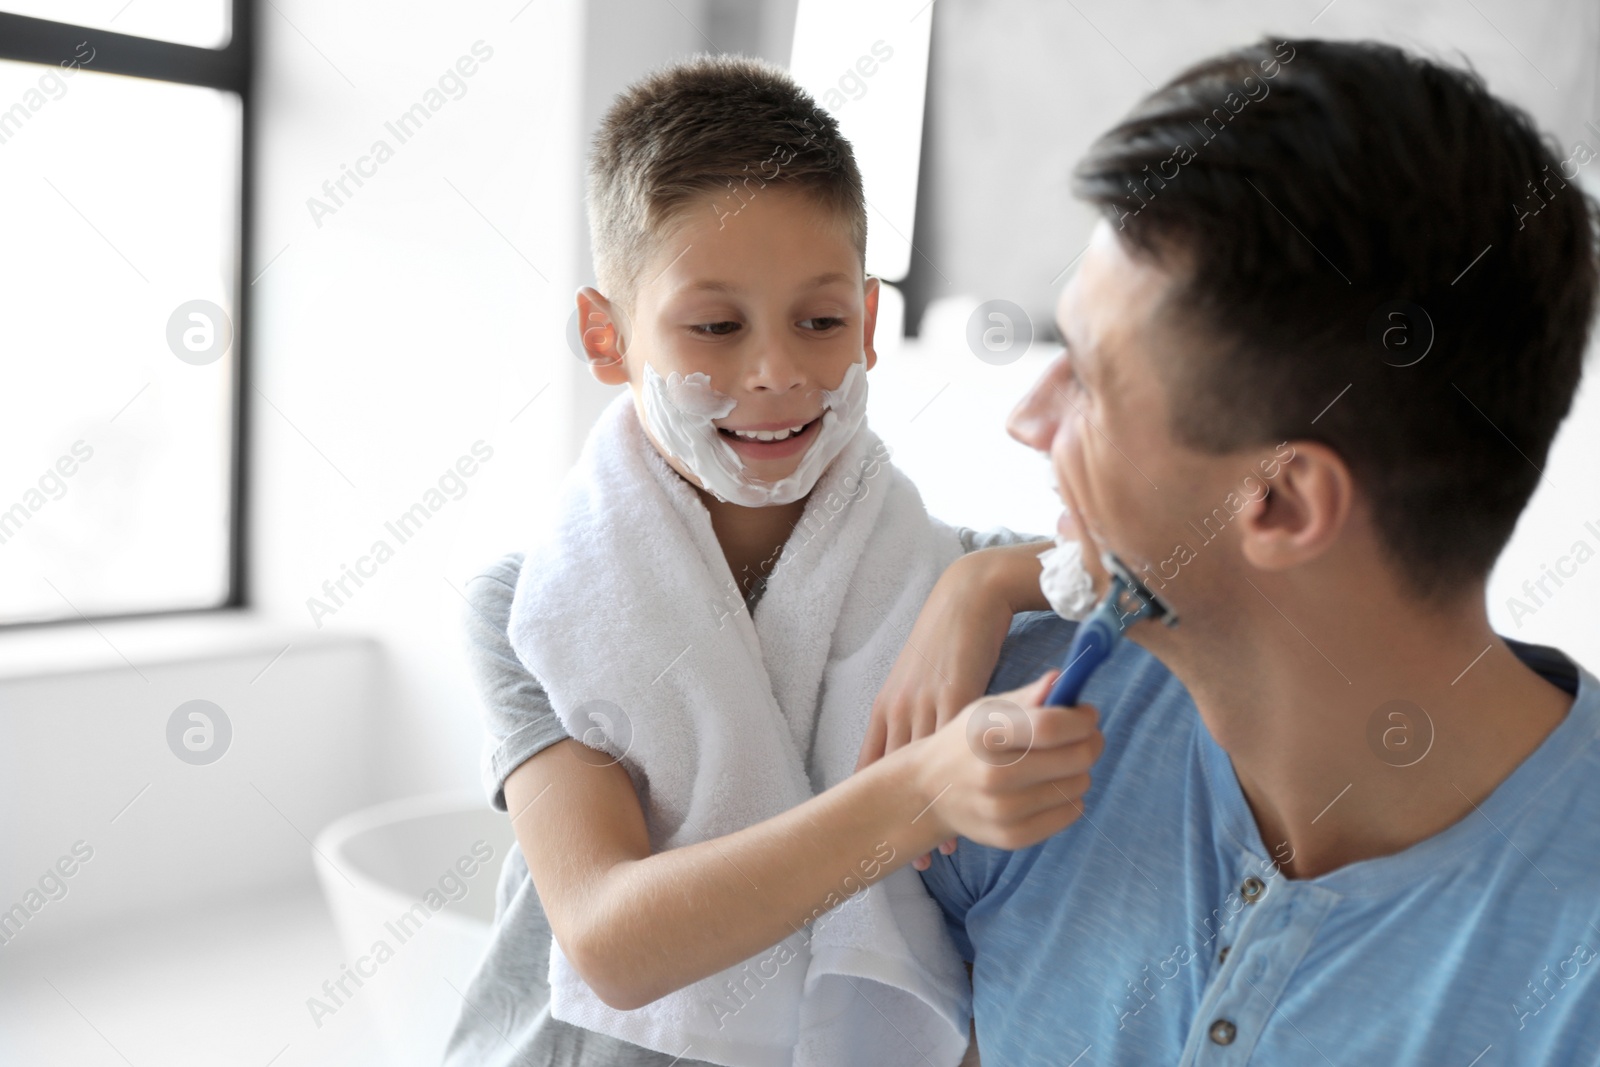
[1195,640,1600,897]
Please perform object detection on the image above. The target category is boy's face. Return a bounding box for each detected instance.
[579,185,879,498]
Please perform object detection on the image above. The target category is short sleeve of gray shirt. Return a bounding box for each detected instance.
[439,524,1047,1066]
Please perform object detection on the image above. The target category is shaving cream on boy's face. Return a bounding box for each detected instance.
[639,353,869,507]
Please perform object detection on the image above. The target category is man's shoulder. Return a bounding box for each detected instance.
[987,610,1082,692]
[928,613,1199,923]
[991,610,1191,724]
[967,609,1200,852]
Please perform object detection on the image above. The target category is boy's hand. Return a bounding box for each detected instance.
[856,551,1019,869]
[856,552,1013,767]
[906,668,1103,854]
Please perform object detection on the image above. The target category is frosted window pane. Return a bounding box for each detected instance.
[0,59,239,624]
[790,0,932,283]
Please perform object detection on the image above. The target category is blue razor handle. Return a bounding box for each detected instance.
[1044,583,1125,707]
[1045,554,1178,707]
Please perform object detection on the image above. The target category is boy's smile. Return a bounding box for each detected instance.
[715,414,825,460]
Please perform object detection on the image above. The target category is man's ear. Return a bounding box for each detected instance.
[862,275,881,371]
[1235,440,1354,573]
[575,287,629,386]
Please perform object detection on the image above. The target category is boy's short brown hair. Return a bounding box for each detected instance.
[587,53,867,311]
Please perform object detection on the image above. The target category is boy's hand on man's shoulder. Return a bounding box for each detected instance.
[856,546,1048,868]
[857,552,1023,769]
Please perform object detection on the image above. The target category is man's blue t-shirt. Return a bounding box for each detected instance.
[921,611,1600,1066]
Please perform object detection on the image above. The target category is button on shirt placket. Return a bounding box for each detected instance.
[1181,862,1335,1065]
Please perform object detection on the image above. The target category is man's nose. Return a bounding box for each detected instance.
[1006,353,1068,452]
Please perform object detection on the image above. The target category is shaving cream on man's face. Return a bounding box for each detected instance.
[1037,535,1098,621]
[639,354,869,507]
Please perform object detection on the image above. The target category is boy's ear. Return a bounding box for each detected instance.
[575,287,629,386]
[862,275,881,371]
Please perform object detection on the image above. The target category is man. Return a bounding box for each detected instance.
[917,35,1600,1064]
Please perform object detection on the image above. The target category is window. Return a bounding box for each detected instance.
[789,0,932,286]
[0,4,250,625]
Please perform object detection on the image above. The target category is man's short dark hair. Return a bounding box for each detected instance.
[1072,37,1599,603]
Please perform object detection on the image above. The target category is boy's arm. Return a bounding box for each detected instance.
[856,539,1055,774]
[968,537,1055,613]
[854,538,1060,871]
[503,666,1100,1011]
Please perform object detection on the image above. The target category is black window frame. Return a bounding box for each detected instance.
[0,2,254,628]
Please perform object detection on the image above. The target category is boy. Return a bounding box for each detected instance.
[440,54,1097,1067]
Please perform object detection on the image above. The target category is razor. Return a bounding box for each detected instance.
[1045,552,1179,707]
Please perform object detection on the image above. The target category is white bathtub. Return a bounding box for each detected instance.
[312,790,516,1067]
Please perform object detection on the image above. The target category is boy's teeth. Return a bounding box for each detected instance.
[730,422,807,442]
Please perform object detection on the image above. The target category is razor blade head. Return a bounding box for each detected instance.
[1101,552,1180,628]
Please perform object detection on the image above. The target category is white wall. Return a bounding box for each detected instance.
[248,0,586,806]
[917,0,1600,326]
[0,621,378,938]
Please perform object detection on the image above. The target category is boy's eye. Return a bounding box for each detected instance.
[799,317,844,331]
[690,321,741,336]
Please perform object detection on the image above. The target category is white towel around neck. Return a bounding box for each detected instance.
[506,390,973,1067]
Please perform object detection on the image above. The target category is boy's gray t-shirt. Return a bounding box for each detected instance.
[439,526,1046,1067]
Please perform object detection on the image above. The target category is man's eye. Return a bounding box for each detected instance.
[691,321,740,336]
[800,317,844,331]
[1056,348,1085,391]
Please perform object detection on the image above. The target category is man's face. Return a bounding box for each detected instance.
[1007,220,1269,643]
[612,185,878,493]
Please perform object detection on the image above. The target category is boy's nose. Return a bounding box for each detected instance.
[744,341,809,394]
